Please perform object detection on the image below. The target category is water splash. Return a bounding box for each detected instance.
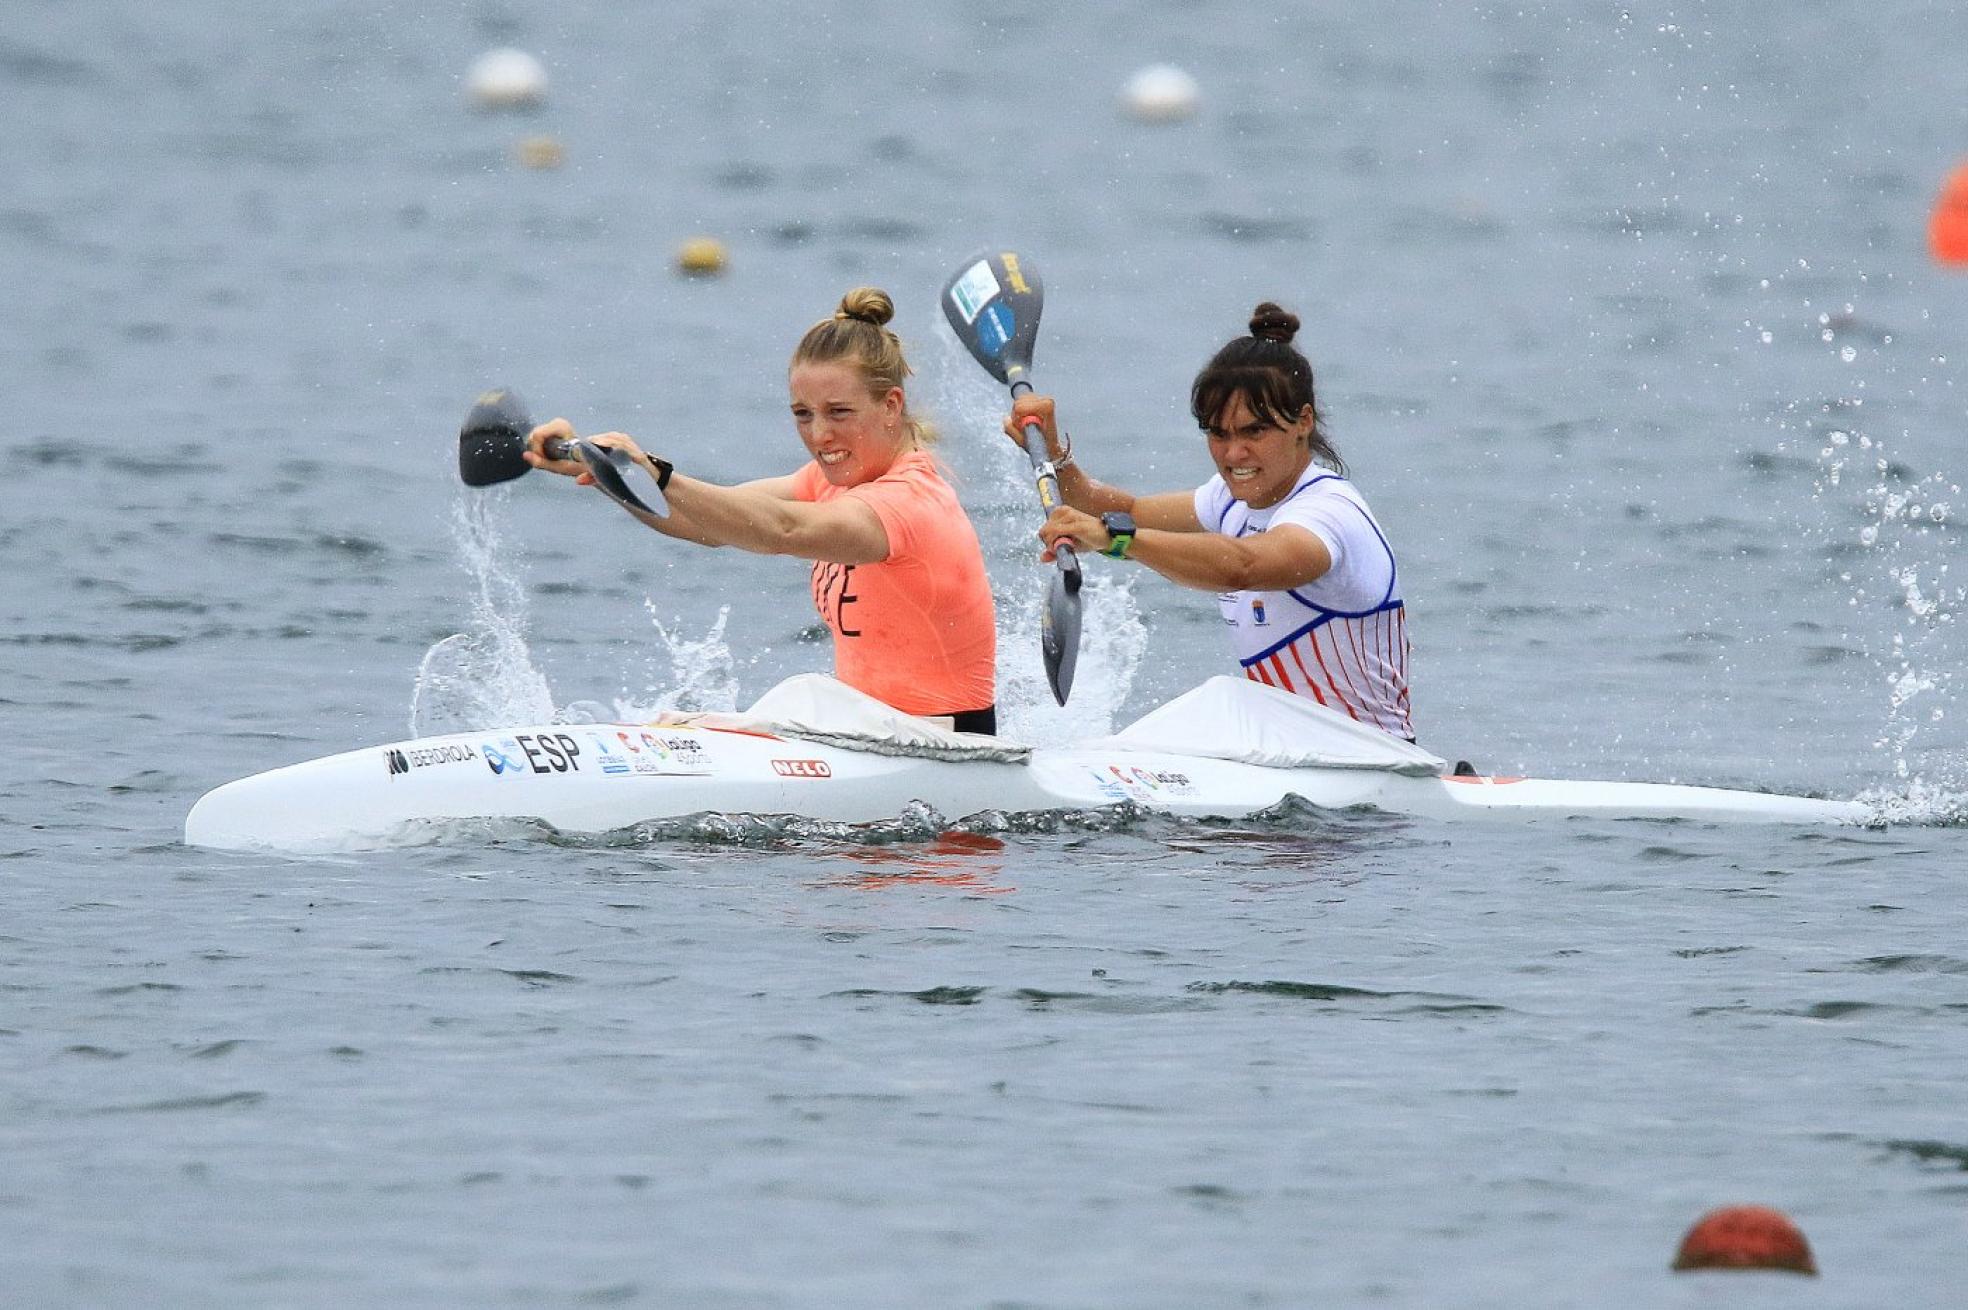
[1858,777,1968,827]
[409,493,554,736]
[1811,417,1967,810]
[996,571,1147,742]
[610,602,742,720]
[563,793,1394,850]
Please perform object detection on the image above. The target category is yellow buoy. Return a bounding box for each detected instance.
[676,237,729,276]
[513,135,564,170]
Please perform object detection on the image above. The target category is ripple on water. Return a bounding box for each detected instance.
[1692,999,1947,1021]
[1186,980,1509,1016]
[829,985,1205,1015]
[1199,212,1316,244]
[1880,1139,1968,1172]
[1848,954,1968,974]
[90,1090,267,1115]
[413,966,582,988]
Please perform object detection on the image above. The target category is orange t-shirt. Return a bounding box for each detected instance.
[788,450,997,716]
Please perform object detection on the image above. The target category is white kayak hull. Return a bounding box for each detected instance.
[184,720,1871,852]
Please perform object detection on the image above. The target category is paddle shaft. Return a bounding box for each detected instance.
[1008,376,1080,572]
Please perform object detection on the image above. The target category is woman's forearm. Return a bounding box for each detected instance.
[1129,524,1329,594]
[650,476,806,554]
[630,470,887,565]
[1054,461,1136,516]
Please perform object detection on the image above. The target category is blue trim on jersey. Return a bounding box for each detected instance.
[1281,491,1402,610]
[1212,494,1236,534]
[1213,470,1403,633]
[1224,472,1400,614]
[1211,470,1338,535]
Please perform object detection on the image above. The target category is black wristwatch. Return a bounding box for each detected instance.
[1099,510,1137,559]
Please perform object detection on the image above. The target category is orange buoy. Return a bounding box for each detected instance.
[1671,1204,1817,1275]
[1930,165,1968,264]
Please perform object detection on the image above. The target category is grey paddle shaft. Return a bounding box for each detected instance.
[1008,376,1080,573]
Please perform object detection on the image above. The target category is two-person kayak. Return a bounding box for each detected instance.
[183,675,1870,852]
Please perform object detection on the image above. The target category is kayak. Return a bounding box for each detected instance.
[183,676,1871,851]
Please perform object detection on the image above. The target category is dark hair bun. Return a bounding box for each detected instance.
[836,286,896,328]
[1249,302,1299,344]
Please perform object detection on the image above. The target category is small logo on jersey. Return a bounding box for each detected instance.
[1250,598,1269,625]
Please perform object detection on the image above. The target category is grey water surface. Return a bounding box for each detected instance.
[5,2,1968,1305]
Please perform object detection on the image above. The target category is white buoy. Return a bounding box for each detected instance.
[1121,63,1200,123]
[467,48,548,111]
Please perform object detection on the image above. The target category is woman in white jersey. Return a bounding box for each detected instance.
[1005,302,1412,740]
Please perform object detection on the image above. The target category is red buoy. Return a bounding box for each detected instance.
[1671,1204,1818,1275]
[1930,165,1968,265]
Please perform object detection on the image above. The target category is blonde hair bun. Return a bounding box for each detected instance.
[835,286,896,327]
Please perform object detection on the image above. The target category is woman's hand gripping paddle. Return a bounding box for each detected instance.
[456,388,670,518]
[940,251,1081,706]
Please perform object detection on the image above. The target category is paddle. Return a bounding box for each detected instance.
[940,251,1082,706]
[457,387,669,518]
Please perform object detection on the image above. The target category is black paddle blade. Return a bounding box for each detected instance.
[458,388,534,486]
[574,439,670,519]
[1042,549,1084,705]
[940,250,1044,383]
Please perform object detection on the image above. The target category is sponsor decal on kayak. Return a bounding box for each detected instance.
[587,732,632,776]
[771,758,832,779]
[480,732,582,776]
[608,728,714,776]
[384,741,479,778]
[483,739,526,777]
[1091,764,1197,800]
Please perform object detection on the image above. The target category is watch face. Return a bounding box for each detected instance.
[1100,511,1136,558]
[1101,511,1135,535]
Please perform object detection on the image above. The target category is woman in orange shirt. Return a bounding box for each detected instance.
[525,288,999,733]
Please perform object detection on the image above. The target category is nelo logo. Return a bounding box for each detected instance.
[384,749,409,777]
[771,758,832,779]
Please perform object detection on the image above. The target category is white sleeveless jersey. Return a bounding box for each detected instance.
[1193,470,1412,739]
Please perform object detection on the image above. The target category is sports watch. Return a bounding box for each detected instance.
[1099,510,1137,559]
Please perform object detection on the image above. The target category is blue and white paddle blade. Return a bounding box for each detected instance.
[940,250,1045,383]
